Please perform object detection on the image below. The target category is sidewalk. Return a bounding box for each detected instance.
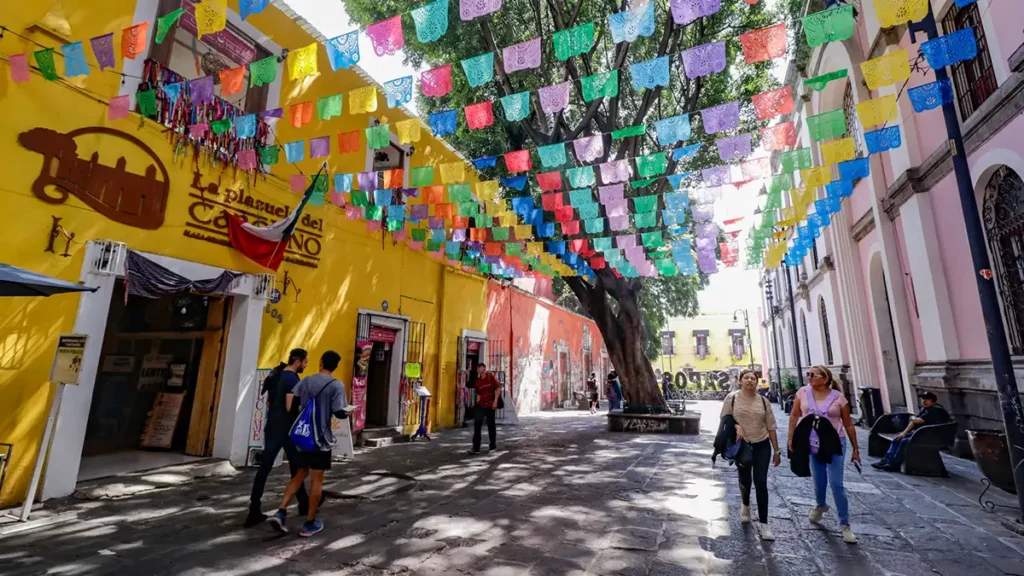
[1,403,1023,575]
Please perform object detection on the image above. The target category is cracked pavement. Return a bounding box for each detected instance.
[4,402,1024,575]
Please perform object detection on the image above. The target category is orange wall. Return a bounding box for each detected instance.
[486,282,606,414]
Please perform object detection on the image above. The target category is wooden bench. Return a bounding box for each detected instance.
[868,413,958,477]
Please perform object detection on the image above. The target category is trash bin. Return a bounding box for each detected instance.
[859,386,884,427]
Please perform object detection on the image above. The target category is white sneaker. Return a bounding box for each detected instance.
[740,504,751,523]
[809,506,827,523]
[842,525,857,544]
[758,523,775,541]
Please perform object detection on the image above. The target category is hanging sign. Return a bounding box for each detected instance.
[50,334,88,385]
[369,326,397,343]
[351,340,372,432]
[405,362,422,378]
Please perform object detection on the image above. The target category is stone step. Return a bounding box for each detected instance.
[363,434,410,448]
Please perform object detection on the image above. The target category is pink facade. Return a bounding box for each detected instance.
[760,0,1024,436]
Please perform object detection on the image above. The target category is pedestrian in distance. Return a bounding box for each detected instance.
[606,371,623,412]
[245,348,310,527]
[470,363,500,453]
[720,369,781,541]
[587,373,599,414]
[268,350,352,538]
[787,365,860,544]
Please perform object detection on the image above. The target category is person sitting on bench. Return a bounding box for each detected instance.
[872,392,951,472]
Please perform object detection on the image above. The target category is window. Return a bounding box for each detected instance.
[820,298,834,365]
[693,331,710,360]
[842,82,865,159]
[942,2,997,120]
[801,313,812,365]
[729,330,746,360]
[812,239,820,270]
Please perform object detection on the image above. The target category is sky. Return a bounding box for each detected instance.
[281,0,773,316]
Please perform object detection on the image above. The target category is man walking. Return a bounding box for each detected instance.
[470,363,500,454]
[245,348,309,527]
[268,350,350,537]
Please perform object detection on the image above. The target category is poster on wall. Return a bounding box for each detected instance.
[141,392,185,449]
[50,334,88,385]
[351,340,372,432]
[246,368,273,467]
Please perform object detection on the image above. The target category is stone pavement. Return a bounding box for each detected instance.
[3,401,1024,575]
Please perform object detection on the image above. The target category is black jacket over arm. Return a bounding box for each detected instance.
[712,414,738,464]
[788,413,843,477]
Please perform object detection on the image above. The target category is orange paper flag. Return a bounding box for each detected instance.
[291,101,313,128]
[122,23,149,60]
[220,66,246,97]
[338,130,361,153]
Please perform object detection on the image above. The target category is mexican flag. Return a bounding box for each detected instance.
[225,166,324,271]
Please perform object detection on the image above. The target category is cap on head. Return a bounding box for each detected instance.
[918,391,937,402]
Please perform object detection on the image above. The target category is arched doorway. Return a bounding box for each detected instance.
[869,253,907,409]
[982,166,1024,355]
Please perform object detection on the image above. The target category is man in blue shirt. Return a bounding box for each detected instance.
[245,348,309,527]
[268,350,350,537]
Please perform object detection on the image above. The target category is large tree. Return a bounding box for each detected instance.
[345,0,786,411]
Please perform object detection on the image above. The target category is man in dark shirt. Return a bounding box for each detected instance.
[872,391,951,472]
[471,363,500,454]
[246,348,310,527]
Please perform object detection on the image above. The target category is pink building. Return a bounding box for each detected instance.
[760,0,1024,453]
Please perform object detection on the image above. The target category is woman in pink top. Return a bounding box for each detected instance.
[786,365,861,545]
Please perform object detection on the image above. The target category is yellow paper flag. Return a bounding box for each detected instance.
[873,0,928,29]
[800,166,831,188]
[526,242,542,256]
[820,138,856,165]
[440,162,465,184]
[514,224,533,239]
[476,180,499,201]
[395,119,421,144]
[856,94,898,128]
[861,50,909,91]
[349,86,378,114]
[499,213,518,227]
[195,0,227,38]
[289,43,319,80]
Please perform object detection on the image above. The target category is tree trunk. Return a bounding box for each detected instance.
[566,271,667,413]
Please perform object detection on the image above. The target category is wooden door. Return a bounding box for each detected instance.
[185,298,231,456]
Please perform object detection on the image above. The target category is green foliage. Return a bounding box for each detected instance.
[781,371,800,391]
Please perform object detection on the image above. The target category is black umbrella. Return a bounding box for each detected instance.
[0,263,98,297]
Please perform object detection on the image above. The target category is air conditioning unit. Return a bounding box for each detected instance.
[88,240,126,276]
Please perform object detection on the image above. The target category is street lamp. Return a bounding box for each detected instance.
[733,308,755,372]
[763,275,783,395]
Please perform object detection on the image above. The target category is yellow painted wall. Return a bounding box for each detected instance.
[654,312,763,373]
[0,1,488,506]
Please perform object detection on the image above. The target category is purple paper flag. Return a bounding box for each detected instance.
[410,204,429,220]
[716,133,753,161]
[671,0,721,25]
[429,217,446,229]
[605,199,628,217]
[609,215,630,231]
[574,135,604,164]
[696,222,719,238]
[503,37,541,73]
[600,160,631,184]
[681,41,726,79]
[358,171,378,191]
[702,101,740,134]
[616,235,637,250]
[539,82,571,115]
[90,34,116,70]
[599,184,625,204]
[702,165,731,187]
[190,76,215,105]
[262,108,284,118]
[310,135,330,158]
[452,228,467,241]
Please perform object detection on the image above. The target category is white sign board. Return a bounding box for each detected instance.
[50,334,87,385]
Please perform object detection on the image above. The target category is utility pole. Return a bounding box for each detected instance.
[908,6,1024,516]
[763,274,783,397]
[734,308,755,372]
[785,262,803,388]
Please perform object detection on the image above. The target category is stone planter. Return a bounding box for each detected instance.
[968,429,1017,495]
[607,412,700,435]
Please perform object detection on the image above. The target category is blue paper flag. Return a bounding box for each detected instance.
[664,192,690,211]
[384,76,414,108]
[825,178,854,198]
[388,205,406,221]
[630,55,670,91]
[501,176,529,190]
[537,222,555,238]
[472,156,497,169]
[431,229,446,242]
[326,31,360,70]
[335,174,353,192]
[547,241,566,255]
[667,174,687,190]
[672,143,703,161]
[446,241,461,254]
[908,79,954,113]
[234,114,257,139]
[62,41,90,78]
[429,109,458,136]
[374,189,394,206]
[920,28,977,70]
[865,125,902,154]
[284,141,305,163]
[240,0,270,19]
[511,197,535,214]
[163,82,183,107]
[527,208,545,226]
[656,114,691,146]
[838,157,870,180]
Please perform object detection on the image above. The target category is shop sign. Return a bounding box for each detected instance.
[49,334,88,385]
[178,0,258,65]
[405,362,421,378]
[19,127,171,230]
[187,171,322,269]
[369,326,396,343]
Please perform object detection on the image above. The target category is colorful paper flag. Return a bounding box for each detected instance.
[122,23,148,60]
[90,34,116,70]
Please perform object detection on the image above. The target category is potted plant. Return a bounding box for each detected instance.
[967,429,1016,494]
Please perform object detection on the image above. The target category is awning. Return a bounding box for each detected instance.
[0,263,98,297]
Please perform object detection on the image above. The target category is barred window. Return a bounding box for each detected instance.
[942,3,997,120]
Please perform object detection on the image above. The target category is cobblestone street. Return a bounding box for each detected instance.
[4,402,1024,575]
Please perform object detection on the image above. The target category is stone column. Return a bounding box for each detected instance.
[828,207,876,395]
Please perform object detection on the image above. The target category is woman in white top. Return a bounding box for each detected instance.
[720,369,781,541]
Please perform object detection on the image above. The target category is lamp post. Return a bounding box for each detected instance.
[733,309,755,372]
[906,5,1024,516]
[785,262,803,389]
[764,274,783,396]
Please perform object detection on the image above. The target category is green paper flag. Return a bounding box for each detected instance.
[807,108,846,142]
[250,56,278,87]
[553,22,595,61]
[566,167,596,188]
[314,174,329,193]
[633,195,659,213]
[427,240,442,252]
[769,173,793,194]
[412,228,427,241]
[318,94,343,120]
[492,227,510,241]
[34,48,58,81]
[136,90,158,117]
[578,203,600,220]
[411,166,434,186]
[569,188,594,207]
[506,243,523,256]
[780,148,814,173]
[538,143,567,169]
[156,8,186,43]
[631,178,658,189]
[351,190,370,207]
[259,145,279,165]
[593,237,613,251]
[802,5,855,48]
[449,184,472,202]
[612,125,645,140]
[458,202,479,217]
[476,214,493,227]
[585,218,605,234]
[367,124,390,149]
[366,205,384,220]
[805,69,848,92]
[656,258,679,276]
[642,231,664,248]
[387,219,404,232]
[581,70,619,102]
[635,152,668,177]
[635,211,657,228]
[211,118,232,134]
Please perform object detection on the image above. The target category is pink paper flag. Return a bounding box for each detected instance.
[9,53,30,83]
[605,199,628,217]
[189,123,209,139]
[599,184,625,203]
[237,148,257,170]
[600,160,631,184]
[108,94,131,120]
[616,235,637,249]
[609,215,631,231]
[330,192,347,207]
[290,174,306,192]
[346,205,364,219]
[392,230,407,241]
[366,220,383,231]
[409,240,424,250]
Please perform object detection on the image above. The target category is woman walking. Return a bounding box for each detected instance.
[787,365,860,544]
[721,369,781,541]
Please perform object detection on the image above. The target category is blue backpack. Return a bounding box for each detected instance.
[289,380,334,452]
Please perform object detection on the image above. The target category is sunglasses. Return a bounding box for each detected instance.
[807,371,824,379]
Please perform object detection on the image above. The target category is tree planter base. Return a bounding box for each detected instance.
[607,412,700,435]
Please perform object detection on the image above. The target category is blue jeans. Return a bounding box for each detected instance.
[883,436,911,468]
[809,437,850,526]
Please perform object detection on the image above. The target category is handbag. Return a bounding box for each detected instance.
[733,441,754,468]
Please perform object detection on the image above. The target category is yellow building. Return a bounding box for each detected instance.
[0,1,501,508]
[654,311,764,377]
